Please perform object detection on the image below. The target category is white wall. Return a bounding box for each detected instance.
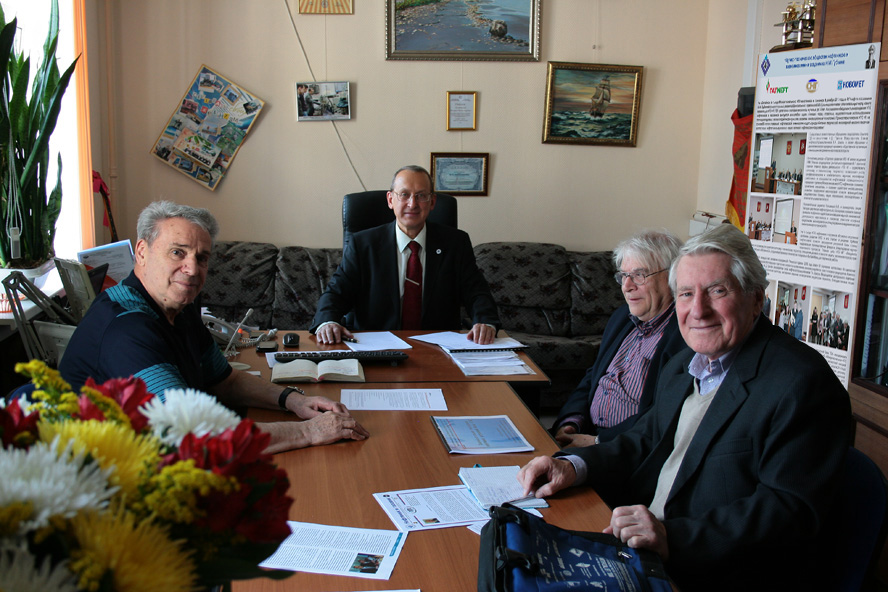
[87,0,725,251]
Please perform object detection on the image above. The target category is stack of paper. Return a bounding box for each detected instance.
[449,350,533,376]
[458,465,547,510]
[410,331,526,352]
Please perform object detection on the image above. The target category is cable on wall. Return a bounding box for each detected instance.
[283,0,366,190]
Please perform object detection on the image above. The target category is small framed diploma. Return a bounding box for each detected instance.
[446,91,477,131]
[430,152,489,196]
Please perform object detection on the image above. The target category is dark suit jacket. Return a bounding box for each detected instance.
[554,304,687,441]
[310,221,500,332]
[563,318,852,591]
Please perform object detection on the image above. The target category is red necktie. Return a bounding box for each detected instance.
[402,241,422,329]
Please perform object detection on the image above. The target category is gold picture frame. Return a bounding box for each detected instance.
[386,0,541,61]
[542,61,644,147]
[299,0,354,14]
[446,91,477,131]
[430,152,490,196]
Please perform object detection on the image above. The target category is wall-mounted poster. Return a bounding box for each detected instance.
[151,65,265,191]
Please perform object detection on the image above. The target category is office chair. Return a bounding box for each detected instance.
[815,446,888,591]
[341,190,458,251]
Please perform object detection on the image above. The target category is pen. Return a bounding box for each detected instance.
[342,336,358,343]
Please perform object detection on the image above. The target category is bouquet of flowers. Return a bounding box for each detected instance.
[0,360,294,592]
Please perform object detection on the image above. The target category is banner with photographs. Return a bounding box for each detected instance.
[151,65,265,191]
[747,43,879,384]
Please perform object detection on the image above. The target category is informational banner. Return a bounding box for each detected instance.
[151,65,265,191]
[747,43,880,384]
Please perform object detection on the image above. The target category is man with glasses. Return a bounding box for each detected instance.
[311,165,500,344]
[518,225,851,591]
[552,230,687,446]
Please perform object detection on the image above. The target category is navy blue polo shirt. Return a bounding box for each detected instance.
[59,272,231,399]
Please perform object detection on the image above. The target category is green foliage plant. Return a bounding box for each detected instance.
[0,0,78,268]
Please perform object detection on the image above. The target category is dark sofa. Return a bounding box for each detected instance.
[201,241,624,411]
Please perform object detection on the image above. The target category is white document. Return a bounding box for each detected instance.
[341,388,447,410]
[77,240,134,282]
[260,521,407,580]
[449,351,534,376]
[374,485,490,531]
[410,331,525,352]
[346,331,412,351]
[458,465,547,510]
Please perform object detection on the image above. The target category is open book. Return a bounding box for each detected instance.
[271,358,365,383]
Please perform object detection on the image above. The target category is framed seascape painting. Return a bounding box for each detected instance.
[431,152,490,196]
[542,62,644,147]
[386,0,541,61]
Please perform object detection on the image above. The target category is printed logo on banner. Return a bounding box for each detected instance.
[766,80,789,94]
[837,79,865,90]
[761,55,771,76]
[806,79,818,92]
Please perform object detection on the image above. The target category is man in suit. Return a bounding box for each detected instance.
[552,230,687,446]
[311,165,500,344]
[517,224,851,591]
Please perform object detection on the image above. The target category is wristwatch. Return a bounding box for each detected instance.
[277,386,301,411]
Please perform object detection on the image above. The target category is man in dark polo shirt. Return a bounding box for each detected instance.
[61,200,368,453]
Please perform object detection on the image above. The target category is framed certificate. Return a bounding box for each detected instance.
[447,91,477,131]
[430,152,489,196]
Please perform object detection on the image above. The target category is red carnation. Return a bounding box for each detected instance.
[0,398,40,449]
[84,375,154,432]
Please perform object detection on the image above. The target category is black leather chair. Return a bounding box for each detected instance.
[341,190,458,251]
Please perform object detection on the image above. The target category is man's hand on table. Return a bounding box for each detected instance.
[315,322,354,345]
[467,323,496,344]
[517,455,576,498]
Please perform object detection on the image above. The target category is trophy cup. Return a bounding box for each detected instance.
[771,1,816,52]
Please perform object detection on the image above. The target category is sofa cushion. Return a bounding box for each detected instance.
[202,241,277,328]
[273,246,342,329]
[474,242,571,337]
[569,250,625,337]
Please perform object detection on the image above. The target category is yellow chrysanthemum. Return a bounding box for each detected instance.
[39,420,162,499]
[0,500,33,536]
[68,507,197,592]
[138,460,235,524]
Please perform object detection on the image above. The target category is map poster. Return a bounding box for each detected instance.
[151,65,265,191]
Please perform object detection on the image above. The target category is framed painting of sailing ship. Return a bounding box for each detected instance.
[386,0,541,61]
[542,62,644,147]
[430,152,490,195]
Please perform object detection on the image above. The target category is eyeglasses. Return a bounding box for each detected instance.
[613,268,667,286]
[392,191,433,203]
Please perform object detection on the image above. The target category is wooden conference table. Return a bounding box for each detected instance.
[232,333,613,592]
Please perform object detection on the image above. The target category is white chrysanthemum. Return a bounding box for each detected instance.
[0,393,30,409]
[0,544,78,592]
[0,439,117,533]
[141,388,241,447]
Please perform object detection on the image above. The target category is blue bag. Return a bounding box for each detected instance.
[478,504,672,592]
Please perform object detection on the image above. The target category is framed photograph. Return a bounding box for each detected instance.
[299,0,353,14]
[386,0,541,61]
[430,152,489,196]
[296,81,351,121]
[542,62,644,147]
[447,91,477,131]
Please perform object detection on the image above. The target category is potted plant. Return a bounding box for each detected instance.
[0,0,77,272]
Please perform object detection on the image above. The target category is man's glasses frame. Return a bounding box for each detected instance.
[613,268,667,286]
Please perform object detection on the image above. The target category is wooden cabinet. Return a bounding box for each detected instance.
[817,0,885,50]
[820,4,888,583]
[849,78,888,585]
